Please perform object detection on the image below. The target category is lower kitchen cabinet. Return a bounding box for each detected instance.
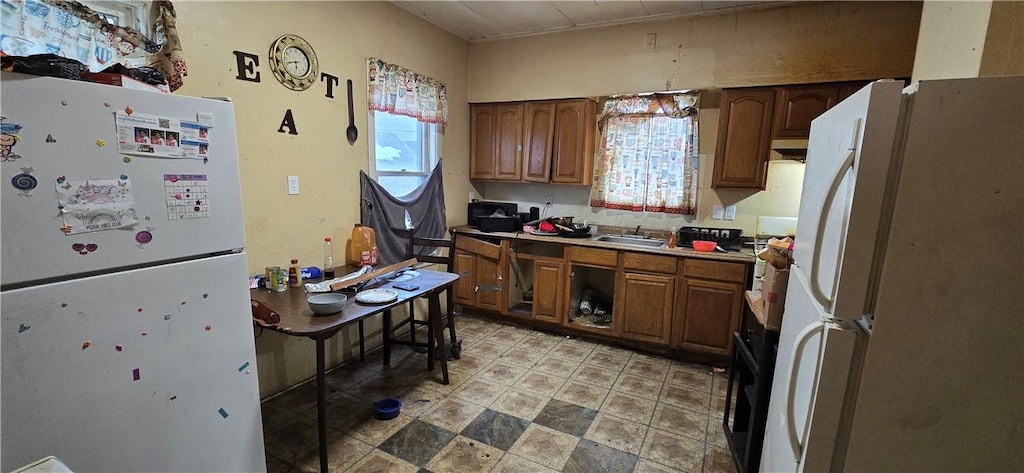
[531,259,564,323]
[673,260,747,357]
[617,272,674,346]
[453,230,751,360]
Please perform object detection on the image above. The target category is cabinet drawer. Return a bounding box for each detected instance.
[569,246,618,267]
[683,259,747,283]
[623,252,677,274]
[455,235,501,259]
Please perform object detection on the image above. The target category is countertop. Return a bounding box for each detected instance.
[452,226,756,264]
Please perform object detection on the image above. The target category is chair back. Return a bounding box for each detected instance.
[408,228,454,273]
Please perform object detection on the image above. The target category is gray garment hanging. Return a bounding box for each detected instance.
[359,161,447,265]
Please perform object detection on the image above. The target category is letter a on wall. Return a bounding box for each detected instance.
[278,109,298,135]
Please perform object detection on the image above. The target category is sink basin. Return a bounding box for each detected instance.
[594,235,667,248]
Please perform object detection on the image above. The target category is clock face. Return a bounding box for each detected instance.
[268,34,318,91]
[283,46,310,78]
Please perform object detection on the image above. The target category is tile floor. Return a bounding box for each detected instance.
[262,314,737,473]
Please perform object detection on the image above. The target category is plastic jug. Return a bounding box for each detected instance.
[348,224,377,265]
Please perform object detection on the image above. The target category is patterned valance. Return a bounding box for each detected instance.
[0,0,188,91]
[598,92,699,122]
[367,58,447,127]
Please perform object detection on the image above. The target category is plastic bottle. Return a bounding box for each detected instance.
[323,237,336,279]
[349,224,376,265]
[369,245,379,265]
[668,227,678,248]
[288,258,302,287]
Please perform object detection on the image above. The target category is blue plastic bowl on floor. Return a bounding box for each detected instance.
[375,398,402,420]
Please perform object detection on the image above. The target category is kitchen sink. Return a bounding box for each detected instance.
[593,234,667,248]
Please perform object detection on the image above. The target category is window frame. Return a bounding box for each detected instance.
[367,110,442,195]
[79,1,151,32]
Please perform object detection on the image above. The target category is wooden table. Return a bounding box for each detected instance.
[250,269,458,473]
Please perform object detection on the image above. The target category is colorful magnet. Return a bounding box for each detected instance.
[203,157,209,165]
[115,345,123,351]
[137,308,143,312]
[104,102,111,108]
[18,323,30,333]
[123,156,132,163]
[72,243,98,255]
[169,395,177,401]
[45,134,55,143]
[1,119,23,162]
[61,100,68,106]
[202,293,209,299]
[204,324,212,331]
[135,230,153,245]
[141,332,147,336]
[120,174,128,180]
[238,361,250,372]
[61,303,68,308]
[218,408,228,418]
[81,340,91,350]
[11,167,36,196]
[132,368,141,381]
[124,106,133,115]
[95,139,105,147]
[163,314,171,320]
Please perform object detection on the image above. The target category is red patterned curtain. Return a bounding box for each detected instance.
[366,58,448,127]
[590,93,699,214]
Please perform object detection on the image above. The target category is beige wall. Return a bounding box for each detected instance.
[911,0,993,81]
[980,0,1024,76]
[174,1,470,398]
[469,2,921,235]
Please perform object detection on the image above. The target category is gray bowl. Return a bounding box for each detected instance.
[307,293,348,315]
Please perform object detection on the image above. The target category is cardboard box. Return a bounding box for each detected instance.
[84,73,170,94]
[762,264,789,330]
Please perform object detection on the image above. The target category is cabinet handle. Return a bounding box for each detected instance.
[459,270,470,276]
[474,285,480,293]
[496,274,503,281]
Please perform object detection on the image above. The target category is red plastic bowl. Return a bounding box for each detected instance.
[692,240,717,252]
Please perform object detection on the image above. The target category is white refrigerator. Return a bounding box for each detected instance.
[759,76,1023,472]
[1,74,265,472]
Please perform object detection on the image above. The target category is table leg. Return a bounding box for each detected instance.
[358,320,365,361]
[315,337,328,473]
[383,309,392,366]
[429,292,450,385]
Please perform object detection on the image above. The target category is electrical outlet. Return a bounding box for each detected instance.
[645,33,657,50]
[545,195,553,205]
[287,176,299,195]
[712,205,724,220]
[725,205,737,221]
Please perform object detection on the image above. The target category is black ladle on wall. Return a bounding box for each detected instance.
[346,79,358,145]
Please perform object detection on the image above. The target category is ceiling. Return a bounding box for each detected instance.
[393,1,781,42]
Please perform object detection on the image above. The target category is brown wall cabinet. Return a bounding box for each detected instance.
[471,99,596,185]
[712,88,776,189]
[772,85,839,139]
[470,103,523,180]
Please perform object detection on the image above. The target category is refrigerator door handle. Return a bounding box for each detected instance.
[809,119,860,313]
[785,320,826,462]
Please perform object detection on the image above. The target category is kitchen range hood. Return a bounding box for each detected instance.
[771,138,808,160]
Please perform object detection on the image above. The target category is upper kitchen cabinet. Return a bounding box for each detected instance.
[550,99,597,185]
[522,102,556,182]
[712,88,776,189]
[772,85,839,139]
[470,103,523,180]
[472,99,597,185]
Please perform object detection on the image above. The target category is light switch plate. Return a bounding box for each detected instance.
[725,205,737,220]
[287,176,299,195]
[712,205,724,220]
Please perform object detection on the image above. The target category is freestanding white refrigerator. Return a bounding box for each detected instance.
[1,73,265,472]
[759,76,1023,472]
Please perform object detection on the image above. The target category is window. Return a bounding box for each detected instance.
[79,1,150,33]
[590,93,699,214]
[369,111,441,197]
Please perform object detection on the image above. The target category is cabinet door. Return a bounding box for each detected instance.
[712,89,775,189]
[772,85,840,139]
[522,102,556,182]
[836,81,870,104]
[474,255,503,311]
[674,277,743,356]
[618,272,674,346]
[470,105,496,179]
[532,260,564,323]
[550,100,596,185]
[494,104,524,181]
[453,250,476,306]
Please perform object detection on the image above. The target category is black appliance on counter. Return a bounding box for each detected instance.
[468,201,519,232]
[678,226,744,251]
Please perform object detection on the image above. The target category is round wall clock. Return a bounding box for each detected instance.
[268,34,319,91]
